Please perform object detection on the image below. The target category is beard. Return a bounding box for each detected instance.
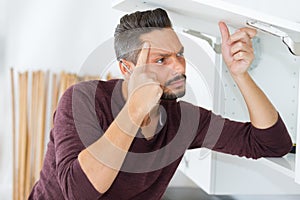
[161,74,186,100]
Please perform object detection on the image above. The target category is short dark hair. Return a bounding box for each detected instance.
[114,8,172,64]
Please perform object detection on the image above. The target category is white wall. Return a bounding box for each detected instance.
[0,0,10,198]
[5,0,125,71]
[0,0,125,198]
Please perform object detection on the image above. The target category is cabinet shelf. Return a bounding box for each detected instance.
[261,153,295,179]
[112,0,300,37]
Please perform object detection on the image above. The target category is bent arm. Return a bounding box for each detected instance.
[219,22,278,128]
[53,83,142,199]
[232,72,277,128]
[78,103,139,194]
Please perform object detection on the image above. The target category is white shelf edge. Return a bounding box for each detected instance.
[192,0,300,33]
[295,67,300,184]
[260,153,295,179]
[112,0,300,35]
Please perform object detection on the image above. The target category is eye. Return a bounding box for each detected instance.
[156,57,165,64]
[177,52,184,57]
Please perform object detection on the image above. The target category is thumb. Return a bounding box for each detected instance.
[218,21,230,44]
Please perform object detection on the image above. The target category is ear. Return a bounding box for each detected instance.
[119,60,133,75]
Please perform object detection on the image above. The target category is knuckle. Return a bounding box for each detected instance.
[242,31,250,38]
[237,42,244,48]
[230,48,236,55]
[234,52,244,59]
[241,31,247,37]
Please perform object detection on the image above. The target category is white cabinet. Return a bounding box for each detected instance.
[179,150,300,194]
[112,0,300,194]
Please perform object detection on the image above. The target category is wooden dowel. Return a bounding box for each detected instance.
[33,71,41,182]
[63,73,67,91]
[17,72,23,199]
[24,72,29,199]
[23,71,31,199]
[10,68,17,200]
[17,73,21,199]
[106,72,112,80]
[31,71,39,185]
[51,73,58,128]
[25,71,34,198]
[30,72,35,185]
[66,73,71,89]
[18,72,28,199]
[38,71,48,171]
[58,71,66,99]
[71,74,77,85]
[66,73,70,88]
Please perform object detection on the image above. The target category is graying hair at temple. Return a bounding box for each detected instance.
[114,8,173,65]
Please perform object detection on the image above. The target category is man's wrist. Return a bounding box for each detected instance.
[232,72,250,84]
[115,103,141,136]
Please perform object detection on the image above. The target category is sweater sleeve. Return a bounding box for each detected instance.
[53,82,103,199]
[189,107,293,159]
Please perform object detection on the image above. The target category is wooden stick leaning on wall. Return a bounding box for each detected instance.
[12,70,92,198]
[27,71,43,197]
[66,72,73,85]
[51,73,59,128]
[17,72,22,199]
[18,72,28,199]
[32,71,48,183]
[18,71,103,198]
[31,71,38,189]
[50,72,78,131]
[39,71,48,171]
[10,68,17,200]
[83,75,100,81]
[66,73,75,90]
[33,72,42,188]
[33,71,41,183]
[17,73,22,199]
[58,71,67,99]
[24,72,29,200]
[25,71,34,198]
[65,72,70,90]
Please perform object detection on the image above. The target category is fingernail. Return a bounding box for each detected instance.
[143,42,149,48]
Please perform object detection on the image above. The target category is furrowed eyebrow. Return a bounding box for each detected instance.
[152,46,184,57]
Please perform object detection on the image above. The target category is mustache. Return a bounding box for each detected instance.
[165,74,186,87]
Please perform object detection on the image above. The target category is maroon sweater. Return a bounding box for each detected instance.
[29,79,292,200]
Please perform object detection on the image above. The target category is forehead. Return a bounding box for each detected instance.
[140,28,183,54]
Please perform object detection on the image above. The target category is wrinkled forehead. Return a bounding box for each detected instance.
[140,28,183,53]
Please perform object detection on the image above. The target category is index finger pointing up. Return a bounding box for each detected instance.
[219,21,230,44]
[136,42,150,67]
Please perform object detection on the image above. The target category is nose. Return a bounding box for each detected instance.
[169,56,185,75]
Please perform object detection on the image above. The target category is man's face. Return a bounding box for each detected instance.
[139,28,186,100]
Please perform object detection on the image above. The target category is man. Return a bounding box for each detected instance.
[29,8,292,200]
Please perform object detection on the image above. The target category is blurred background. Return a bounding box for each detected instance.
[0,0,127,199]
